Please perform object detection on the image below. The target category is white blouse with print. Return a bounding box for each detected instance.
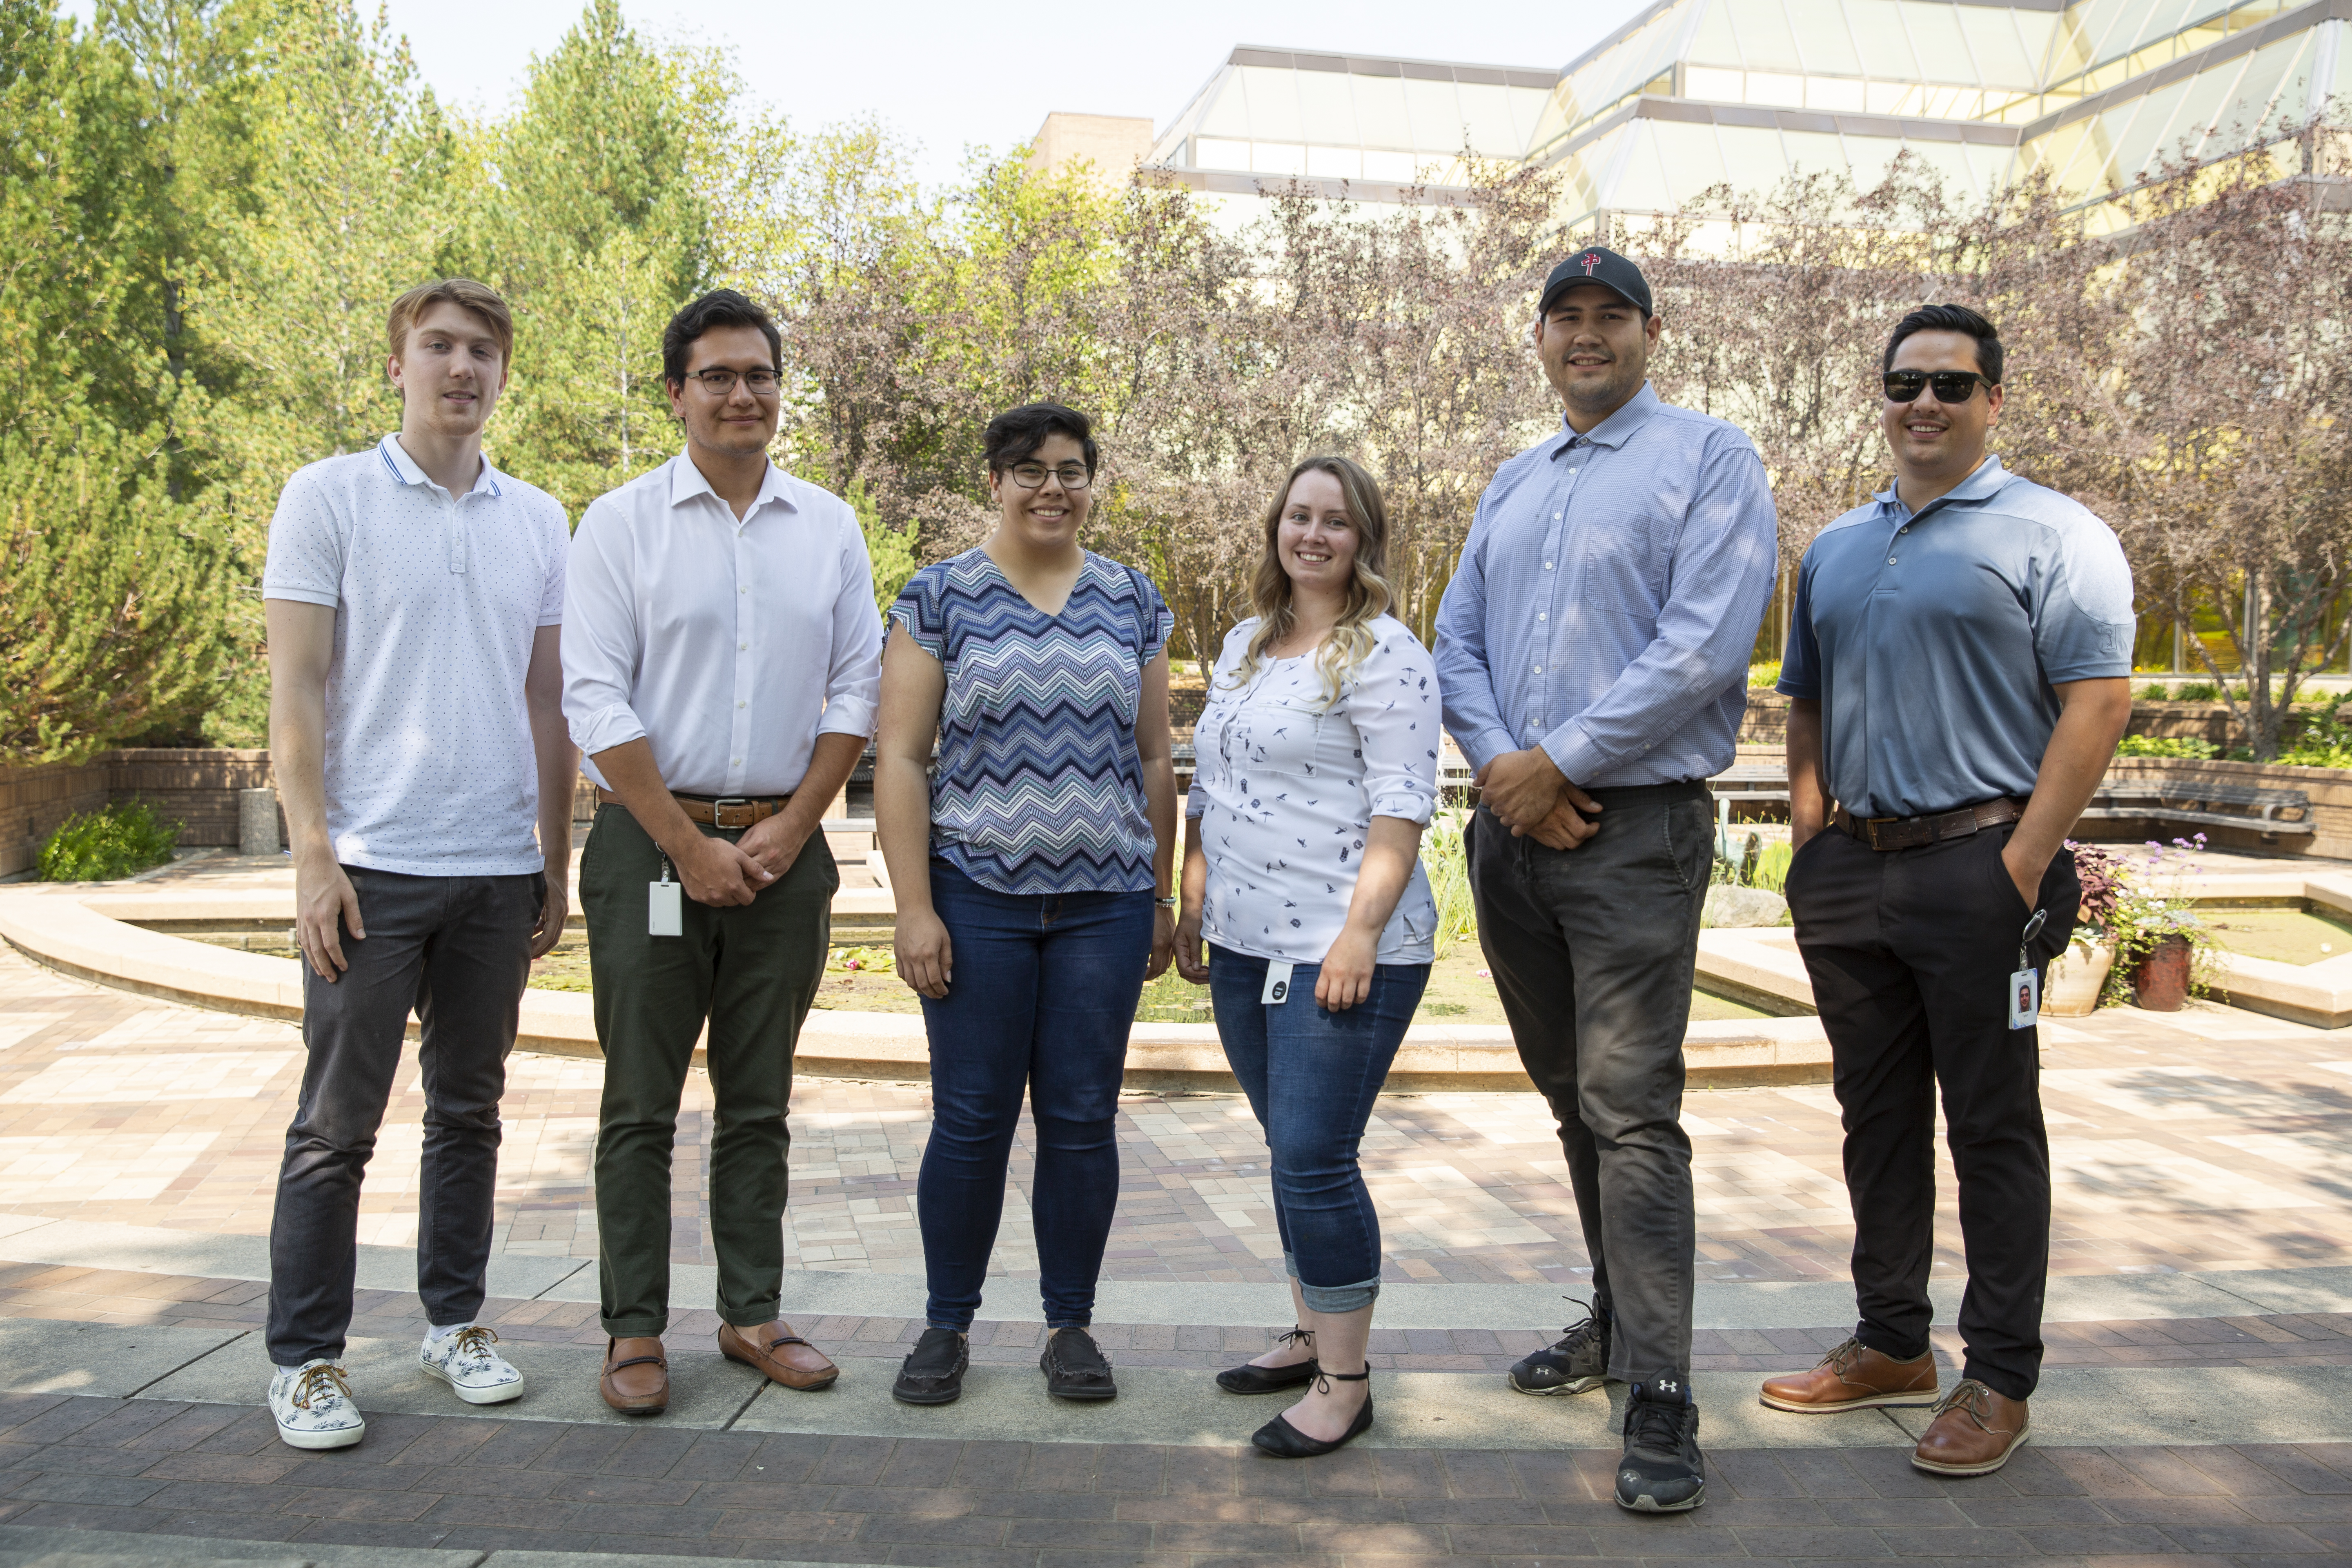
[1187,614,1443,966]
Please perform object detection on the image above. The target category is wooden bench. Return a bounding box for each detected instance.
[2081,777,2314,841]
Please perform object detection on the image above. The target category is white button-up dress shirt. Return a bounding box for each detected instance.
[562,453,883,798]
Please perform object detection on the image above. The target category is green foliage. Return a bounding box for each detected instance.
[2137,682,2173,700]
[2176,682,2221,702]
[846,478,917,612]
[2100,836,2224,1006]
[2115,735,2219,759]
[37,800,180,881]
[1420,808,1479,960]
[1748,660,1781,690]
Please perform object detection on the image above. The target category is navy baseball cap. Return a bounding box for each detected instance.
[1538,246,1653,317]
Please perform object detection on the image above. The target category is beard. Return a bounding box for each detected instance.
[1555,356,1645,419]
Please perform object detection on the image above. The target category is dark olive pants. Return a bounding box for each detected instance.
[580,804,836,1338]
[1785,821,2079,1401]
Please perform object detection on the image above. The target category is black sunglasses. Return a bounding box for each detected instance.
[1883,370,1997,403]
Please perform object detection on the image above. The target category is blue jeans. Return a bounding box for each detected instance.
[1208,945,1428,1312]
[916,860,1154,1330]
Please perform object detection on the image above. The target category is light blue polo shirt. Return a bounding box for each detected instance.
[1777,457,2134,820]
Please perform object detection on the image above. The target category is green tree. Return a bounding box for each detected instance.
[468,0,727,514]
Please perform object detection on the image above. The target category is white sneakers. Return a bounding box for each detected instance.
[269,1360,366,1450]
[270,1327,526,1449]
[419,1325,527,1405]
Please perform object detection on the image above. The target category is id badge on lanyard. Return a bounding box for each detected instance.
[649,852,683,937]
[2007,909,2046,1029]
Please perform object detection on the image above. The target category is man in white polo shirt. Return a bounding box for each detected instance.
[260,279,575,1450]
[564,288,881,1414]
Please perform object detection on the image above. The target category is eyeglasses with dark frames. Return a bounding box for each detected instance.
[1007,462,1093,491]
[686,368,780,396]
[1883,370,1997,404]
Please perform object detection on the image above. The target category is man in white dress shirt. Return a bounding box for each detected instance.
[563,288,883,1414]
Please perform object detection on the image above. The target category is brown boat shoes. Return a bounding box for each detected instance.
[1757,1336,2031,1476]
[599,1322,840,1416]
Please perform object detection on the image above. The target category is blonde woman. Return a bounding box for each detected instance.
[1174,455,1440,1457]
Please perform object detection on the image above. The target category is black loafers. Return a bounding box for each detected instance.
[892,1327,968,1406]
[1040,1326,1117,1401]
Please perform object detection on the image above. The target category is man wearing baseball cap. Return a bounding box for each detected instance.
[1435,245,1778,1512]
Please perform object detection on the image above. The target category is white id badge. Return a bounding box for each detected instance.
[648,858,682,937]
[2007,908,2046,1029]
[1261,961,1295,1006]
[2006,967,2040,1029]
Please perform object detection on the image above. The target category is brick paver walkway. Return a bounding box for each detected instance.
[3,1390,2349,1563]
[5,946,2352,1291]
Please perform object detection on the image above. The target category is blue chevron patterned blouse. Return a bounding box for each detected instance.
[891,550,1174,896]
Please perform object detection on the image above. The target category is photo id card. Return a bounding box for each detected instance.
[1261,961,1294,1006]
[649,861,682,937]
[2006,967,2039,1029]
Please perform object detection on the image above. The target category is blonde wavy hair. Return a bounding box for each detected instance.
[1224,455,1395,707]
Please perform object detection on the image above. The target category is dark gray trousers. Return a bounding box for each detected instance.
[266,865,543,1367]
[1467,785,1712,1391]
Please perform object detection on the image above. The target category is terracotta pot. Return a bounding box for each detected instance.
[2131,934,2194,1011]
[2042,937,2114,1016]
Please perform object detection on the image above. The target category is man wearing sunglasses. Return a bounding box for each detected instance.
[563,288,883,1414]
[1762,305,2133,1476]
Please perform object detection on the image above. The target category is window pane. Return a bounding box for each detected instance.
[1199,77,1253,138]
[1690,0,1748,66]
[1401,77,1467,151]
[1458,82,1525,156]
[1253,142,1307,176]
[1196,137,1251,171]
[1959,7,2039,90]
[1808,75,1868,109]
[1898,2,1976,83]
[1844,131,1911,188]
[1781,128,1846,174]
[1845,0,1922,80]
[1791,0,1864,73]
[1749,70,1807,105]
[1351,75,1412,149]
[1306,145,1361,179]
[1732,0,1808,71]
[1653,118,1732,202]
[1688,64,1745,99]
[1719,122,1792,195]
[1294,71,1358,147]
[1236,67,1304,143]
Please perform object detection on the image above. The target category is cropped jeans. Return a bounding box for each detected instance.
[915,861,1155,1331]
[1208,946,1428,1312]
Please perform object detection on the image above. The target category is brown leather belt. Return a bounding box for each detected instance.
[597,787,789,830]
[1833,797,2026,851]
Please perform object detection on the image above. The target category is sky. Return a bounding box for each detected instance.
[66,0,1654,186]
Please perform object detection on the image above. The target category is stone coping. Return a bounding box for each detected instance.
[0,884,1835,1087]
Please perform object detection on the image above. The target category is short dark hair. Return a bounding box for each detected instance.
[983,402,1099,477]
[662,288,782,386]
[1884,304,2003,384]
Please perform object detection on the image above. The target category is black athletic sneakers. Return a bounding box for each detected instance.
[1040,1326,1118,1401]
[1615,1381,1706,1512]
[892,1327,968,1405]
[1508,1300,1613,1395]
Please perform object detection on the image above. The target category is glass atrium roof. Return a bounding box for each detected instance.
[1140,0,2343,226]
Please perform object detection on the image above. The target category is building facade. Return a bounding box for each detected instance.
[1136,0,2344,230]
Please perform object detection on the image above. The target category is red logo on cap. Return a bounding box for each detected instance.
[1580,252,1602,274]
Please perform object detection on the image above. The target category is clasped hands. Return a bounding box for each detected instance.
[1475,746,1603,850]
[668,811,811,906]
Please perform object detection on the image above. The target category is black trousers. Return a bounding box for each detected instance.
[266,866,543,1367]
[1784,821,2078,1401]
[1467,784,1714,1390]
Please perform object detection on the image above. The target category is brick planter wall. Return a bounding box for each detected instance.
[0,750,274,877]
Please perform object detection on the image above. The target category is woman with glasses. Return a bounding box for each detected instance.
[874,402,1178,1408]
[1174,455,1440,1457]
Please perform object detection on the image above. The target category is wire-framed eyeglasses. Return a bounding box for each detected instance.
[1007,462,1093,491]
[685,368,780,396]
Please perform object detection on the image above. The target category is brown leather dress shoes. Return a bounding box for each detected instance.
[1759,1336,1938,1414]
[1912,1379,2029,1475]
[719,1321,840,1391]
[600,1336,669,1416]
